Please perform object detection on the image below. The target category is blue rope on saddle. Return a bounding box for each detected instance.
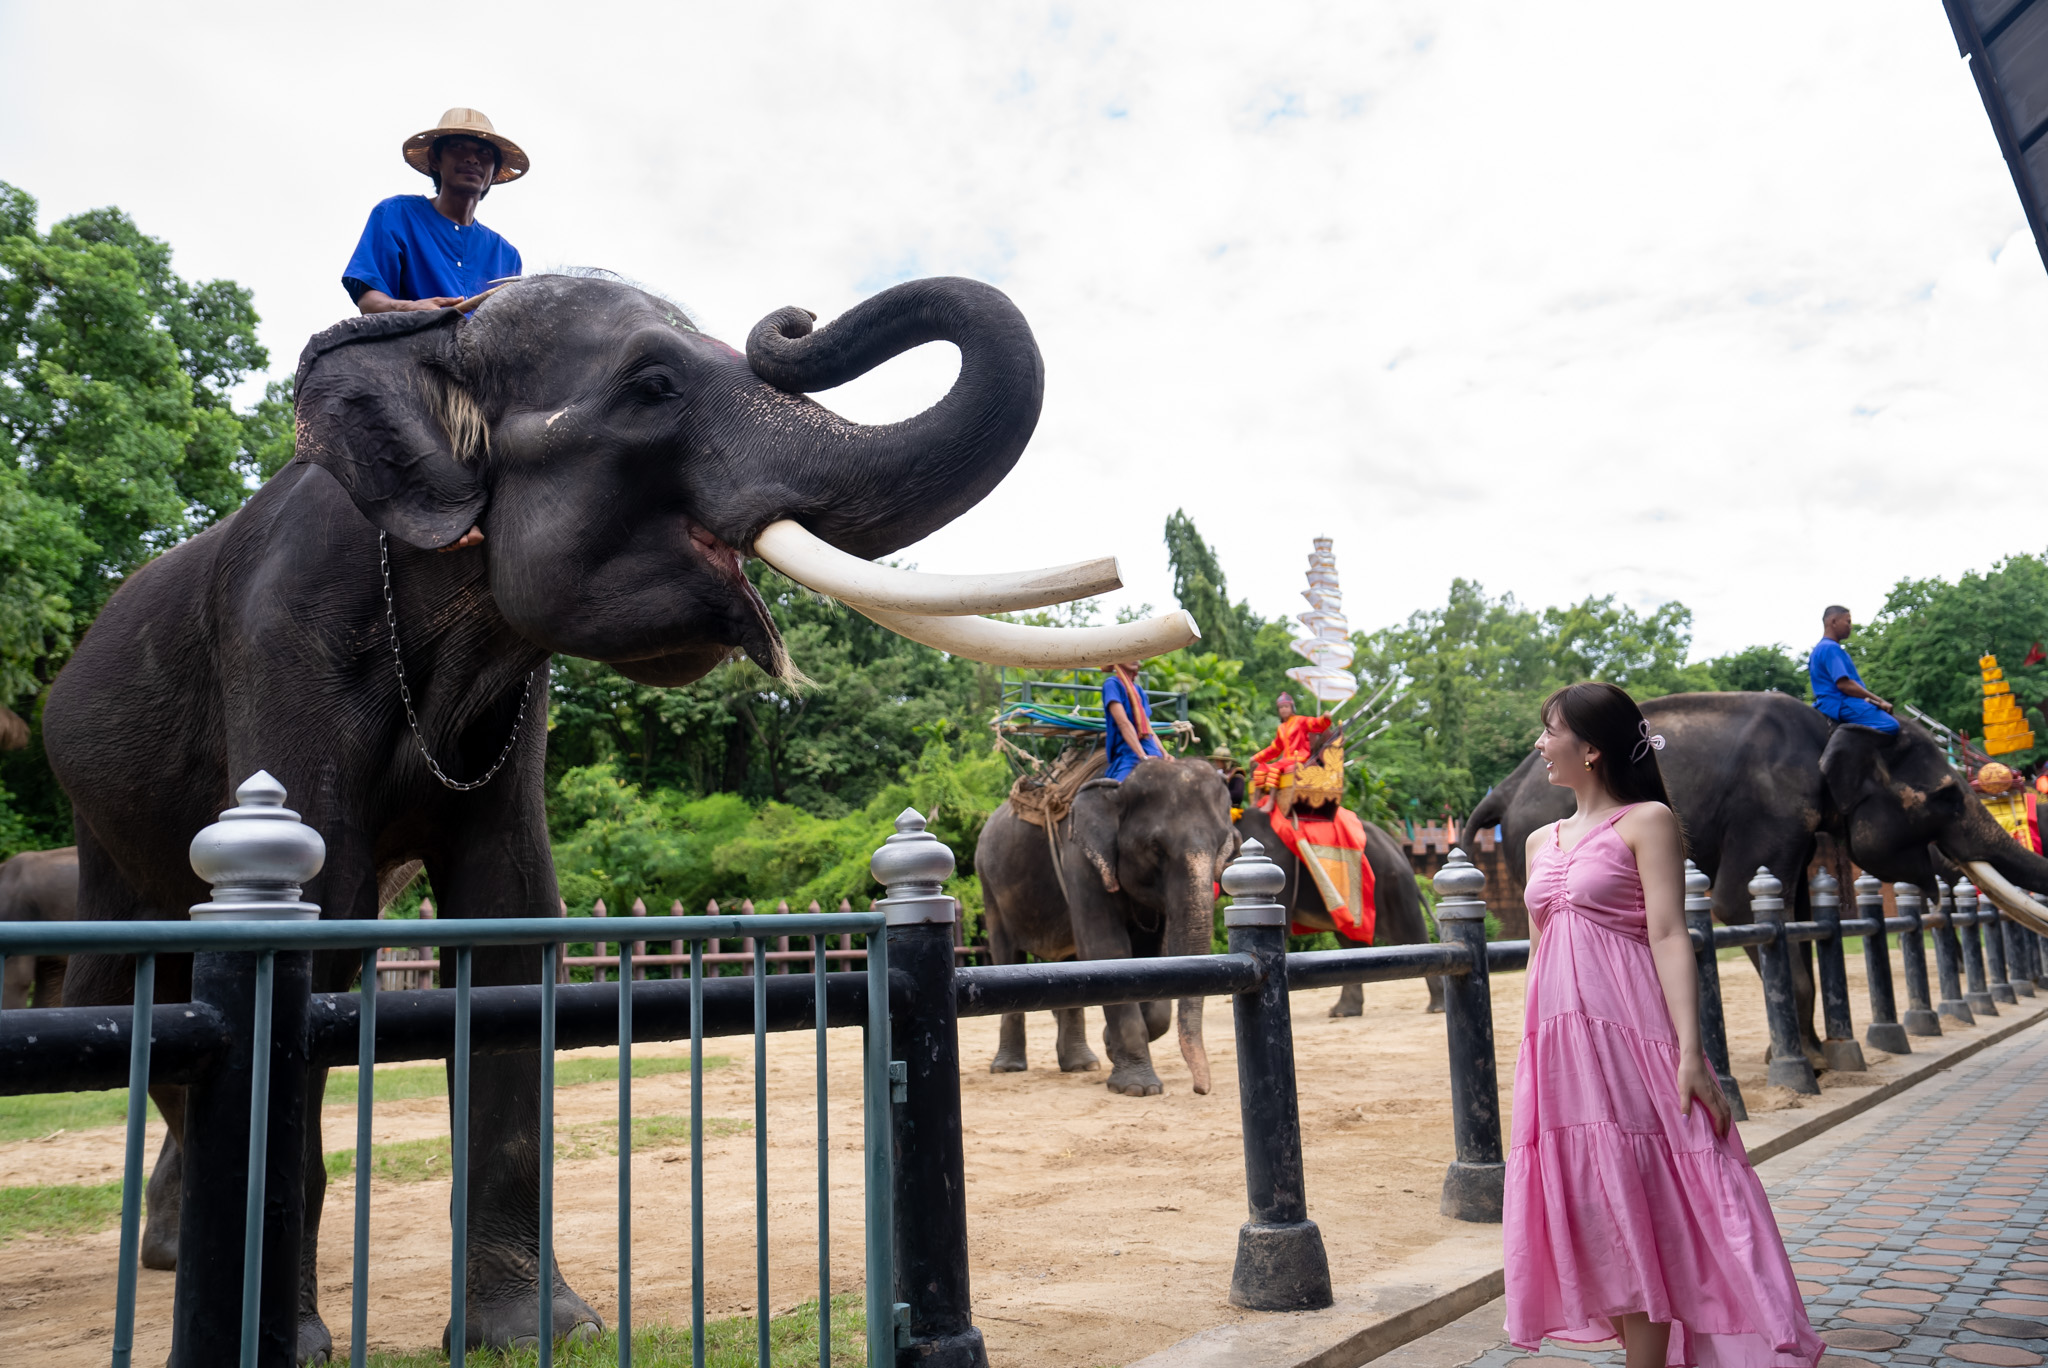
[994,704,1107,733]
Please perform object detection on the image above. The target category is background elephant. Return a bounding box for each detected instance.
[43,273,1045,1360]
[977,757,1238,1096]
[0,845,76,1008]
[1233,808,1444,1015]
[1465,692,2048,1065]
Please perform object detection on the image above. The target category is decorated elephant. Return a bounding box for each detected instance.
[1465,691,2048,1065]
[43,273,1090,1359]
[1233,807,1444,1015]
[0,845,76,1008]
[976,757,1238,1096]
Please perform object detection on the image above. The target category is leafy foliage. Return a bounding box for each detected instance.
[0,182,287,852]
[1858,553,2048,764]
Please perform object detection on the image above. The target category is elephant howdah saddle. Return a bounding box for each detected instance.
[1292,741,1345,806]
[1008,746,1108,829]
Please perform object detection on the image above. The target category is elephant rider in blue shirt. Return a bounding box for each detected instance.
[343,108,527,317]
[1810,605,1899,734]
[1102,661,1167,782]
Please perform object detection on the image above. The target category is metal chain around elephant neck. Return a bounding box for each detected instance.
[380,531,536,792]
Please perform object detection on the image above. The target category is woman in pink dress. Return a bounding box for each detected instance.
[1506,682,1821,1368]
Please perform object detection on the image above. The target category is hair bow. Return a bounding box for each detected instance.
[1631,721,1666,763]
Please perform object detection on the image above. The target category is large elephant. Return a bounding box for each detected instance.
[1233,807,1444,1015]
[43,273,1047,1360]
[977,757,1238,1096]
[0,846,77,1008]
[1465,691,2048,1063]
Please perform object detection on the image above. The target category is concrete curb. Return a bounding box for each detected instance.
[1129,999,2048,1368]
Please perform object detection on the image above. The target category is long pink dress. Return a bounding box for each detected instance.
[1504,808,1821,1368]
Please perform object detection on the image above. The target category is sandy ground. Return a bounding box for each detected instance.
[0,945,1966,1366]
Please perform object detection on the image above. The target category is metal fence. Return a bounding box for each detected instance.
[3,776,2046,1367]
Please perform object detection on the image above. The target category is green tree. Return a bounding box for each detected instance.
[1859,553,2048,764]
[0,182,284,852]
[1703,644,1806,697]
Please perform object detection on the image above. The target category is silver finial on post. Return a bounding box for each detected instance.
[188,771,324,920]
[1223,838,1287,927]
[1432,848,1488,922]
[1747,867,1784,915]
[871,807,956,925]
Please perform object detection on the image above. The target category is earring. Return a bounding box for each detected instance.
[1583,758,1593,771]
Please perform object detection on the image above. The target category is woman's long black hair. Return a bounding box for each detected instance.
[1541,681,1673,808]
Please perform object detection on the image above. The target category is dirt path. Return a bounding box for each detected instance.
[0,948,1937,1366]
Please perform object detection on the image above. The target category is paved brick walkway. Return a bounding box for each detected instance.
[1378,1023,2048,1368]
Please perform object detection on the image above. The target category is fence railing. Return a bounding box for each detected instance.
[4,774,2047,1367]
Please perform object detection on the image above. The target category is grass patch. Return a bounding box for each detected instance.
[323,1053,731,1109]
[326,1115,750,1183]
[0,1090,160,1145]
[365,1296,866,1367]
[0,1182,124,1243]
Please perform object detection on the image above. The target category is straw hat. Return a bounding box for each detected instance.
[402,108,530,184]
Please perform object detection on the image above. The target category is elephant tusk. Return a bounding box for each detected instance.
[1963,860,2048,937]
[852,605,1201,669]
[753,519,1123,616]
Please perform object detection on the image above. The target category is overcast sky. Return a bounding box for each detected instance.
[4,1,2045,660]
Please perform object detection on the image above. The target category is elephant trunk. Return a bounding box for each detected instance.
[1935,801,2048,935]
[1168,850,1217,1096]
[694,277,1045,563]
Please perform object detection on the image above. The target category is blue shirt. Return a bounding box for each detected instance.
[1102,674,1164,778]
[1809,638,1863,709]
[342,195,521,305]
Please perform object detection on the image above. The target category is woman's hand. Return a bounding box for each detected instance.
[1677,1053,1732,1138]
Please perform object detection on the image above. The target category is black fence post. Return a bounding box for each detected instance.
[1856,875,1909,1054]
[1222,839,1333,1310]
[2005,905,2038,999]
[1976,883,2016,1006]
[1895,883,1942,1037]
[872,809,984,1368]
[169,772,323,1368]
[1432,848,1507,1221]
[1809,869,1866,1072]
[1955,880,1998,1016]
[1684,861,1744,1121]
[1749,868,1818,1095]
[1930,879,1975,1026]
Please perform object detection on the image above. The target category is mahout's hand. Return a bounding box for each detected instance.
[1677,1054,1732,1138]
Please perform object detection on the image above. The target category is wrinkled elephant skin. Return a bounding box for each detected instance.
[42,273,1045,1354]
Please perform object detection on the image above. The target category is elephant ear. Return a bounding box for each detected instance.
[1072,783,1124,894]
[1819,724,1887,817]
[292,310,488,550]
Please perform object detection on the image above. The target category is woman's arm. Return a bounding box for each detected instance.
[1627,804,1732,1137]
[1522,826,1547,961]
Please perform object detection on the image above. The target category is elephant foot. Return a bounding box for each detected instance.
[299,1311,333,1365]
[990,1048,1029,1073]
[1057,1045,1101,1072]
[1106,1062,1163,1097]
[140,1210,178,1271]
[1328,984,1363,1018]
[445,1283,603,1353]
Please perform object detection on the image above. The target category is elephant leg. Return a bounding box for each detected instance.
[986,903,1030,1073]
[1069,909,1162,1094]
[299,1066,333,1365]
[1425,972,1446,1014]
[1053,1007,1099,1071]
[0,954,27,1009]
[1329,982,1363,1018]
[143,1084,185,1270]
[33,955,66,1007]
[430,832,600,1351]
[992,1013,1029,1072]
[1141,1000,1171,1042]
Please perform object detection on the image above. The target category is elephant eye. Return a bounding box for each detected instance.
[633,375,676,403]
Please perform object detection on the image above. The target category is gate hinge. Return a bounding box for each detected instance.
[894,1301,912,1347]
[888,1060,908,1103]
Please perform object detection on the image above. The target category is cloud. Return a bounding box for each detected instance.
[3,0,2043,660]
